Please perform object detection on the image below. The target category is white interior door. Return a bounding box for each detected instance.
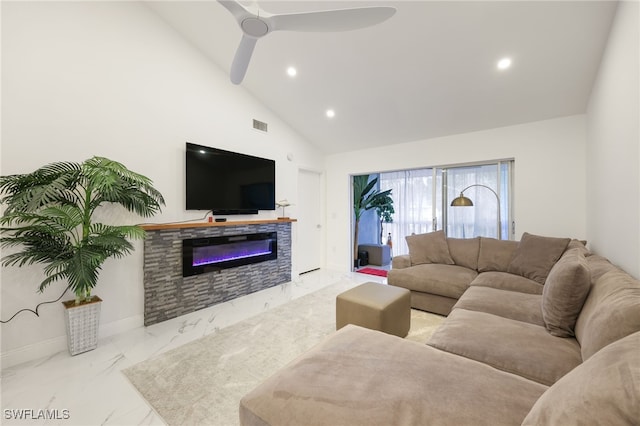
[297,169,322,274]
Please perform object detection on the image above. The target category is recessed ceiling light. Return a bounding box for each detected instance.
[497,58,512,70]
[326,109,335,118]
[286,66,297,77]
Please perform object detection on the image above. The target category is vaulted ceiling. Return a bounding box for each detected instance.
[147,1,618,154]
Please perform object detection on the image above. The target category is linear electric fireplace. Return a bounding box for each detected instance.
[182,232,277,277]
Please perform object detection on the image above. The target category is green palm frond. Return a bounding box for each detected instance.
[0,157,164,299]
[37,268,70,293]
[64,246,105,294]
[90,223,145,241]
[353,175,392,220]
[84,157,164,217]
[1,244,68,269]
[86,224,139,258]
[0,161,82,213]
[0,224,72,264]
[353,175,375,215]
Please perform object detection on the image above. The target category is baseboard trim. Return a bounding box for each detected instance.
[1,335,67,370]
[326,262,348,272]
[1,314,143,369]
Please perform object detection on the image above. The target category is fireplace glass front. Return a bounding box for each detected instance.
[182,232,277,277]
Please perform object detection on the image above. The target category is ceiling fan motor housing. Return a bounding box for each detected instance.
[241,17,270,38]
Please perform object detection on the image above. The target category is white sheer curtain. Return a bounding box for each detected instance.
[380,169,440,257]
[379,162,512,257]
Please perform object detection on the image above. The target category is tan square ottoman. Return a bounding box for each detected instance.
[336,282,411,337]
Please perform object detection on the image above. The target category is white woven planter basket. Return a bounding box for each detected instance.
[63,296,102,356]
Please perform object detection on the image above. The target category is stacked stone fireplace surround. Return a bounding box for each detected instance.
[142,220,293,326]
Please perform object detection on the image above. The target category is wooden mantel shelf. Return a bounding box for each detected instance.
[140,218,296,231]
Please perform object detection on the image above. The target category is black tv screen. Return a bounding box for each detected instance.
[186,142,275,214]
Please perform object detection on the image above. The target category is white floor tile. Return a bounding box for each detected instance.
[1,269,366,426]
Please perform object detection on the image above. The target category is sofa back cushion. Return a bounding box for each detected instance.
[541,248,591,337]
[566,239,589,255]
[447,237,480,270]
[507,232,571,284]
[574,266,640,360]
[477,238,519,272]
[522,331,640,425]
[405,230,454,266]
[586,254,617,282]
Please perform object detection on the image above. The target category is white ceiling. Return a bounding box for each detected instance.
[147,1,618,154]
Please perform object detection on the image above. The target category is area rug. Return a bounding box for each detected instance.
[123,280,444,426]
[357,267,388,277]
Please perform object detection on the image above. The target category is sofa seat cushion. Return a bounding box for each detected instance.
[240,325,548,426]
[388,264,477,299]
[470,271,544,295]
[427,309,582,386]
[453,286,544,326]
[522,331,640,425]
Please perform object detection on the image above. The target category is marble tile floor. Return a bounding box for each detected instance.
[1,269,384,426]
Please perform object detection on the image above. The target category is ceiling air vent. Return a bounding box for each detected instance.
[253,119,268,132]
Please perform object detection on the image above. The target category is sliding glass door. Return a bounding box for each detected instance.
[380,160,513,257]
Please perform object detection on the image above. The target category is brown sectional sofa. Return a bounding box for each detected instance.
[239,231,640,425]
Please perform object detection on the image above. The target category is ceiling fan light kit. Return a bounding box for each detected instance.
[218,0,396,84]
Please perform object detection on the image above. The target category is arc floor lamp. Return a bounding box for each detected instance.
[450,184,502,240]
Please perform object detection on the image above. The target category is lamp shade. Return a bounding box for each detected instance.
[451,193,474,207]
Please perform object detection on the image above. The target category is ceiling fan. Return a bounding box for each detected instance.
[218,0,396,84]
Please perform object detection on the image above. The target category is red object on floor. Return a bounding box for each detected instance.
[357,268,388,277]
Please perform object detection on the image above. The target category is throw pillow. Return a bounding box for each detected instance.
[542,249,591,337]
[507,232,571,284]
[522,331,640,425]
[405,230,454,266]
[447,237,480,270]
[476,238,519,272]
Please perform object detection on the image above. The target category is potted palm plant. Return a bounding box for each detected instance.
[352,174,392,268]
[0,157,164,355]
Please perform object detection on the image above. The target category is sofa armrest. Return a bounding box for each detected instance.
[392,254,411,269]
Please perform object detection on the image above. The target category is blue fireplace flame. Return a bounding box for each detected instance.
[192,240,273,267]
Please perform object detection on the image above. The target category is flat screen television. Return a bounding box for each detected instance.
[185,142,275,214]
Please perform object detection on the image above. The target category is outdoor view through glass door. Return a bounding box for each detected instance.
[378,160,513,257]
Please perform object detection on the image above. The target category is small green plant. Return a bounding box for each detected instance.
[0,157,165,304]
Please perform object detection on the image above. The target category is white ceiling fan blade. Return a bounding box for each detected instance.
[230,35,258,84]
[270,7,396,32]
[218,0,251,20]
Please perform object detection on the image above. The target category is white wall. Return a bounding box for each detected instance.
[586,1,640,279]
[325,115,588,271]
[1,2,324,364]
